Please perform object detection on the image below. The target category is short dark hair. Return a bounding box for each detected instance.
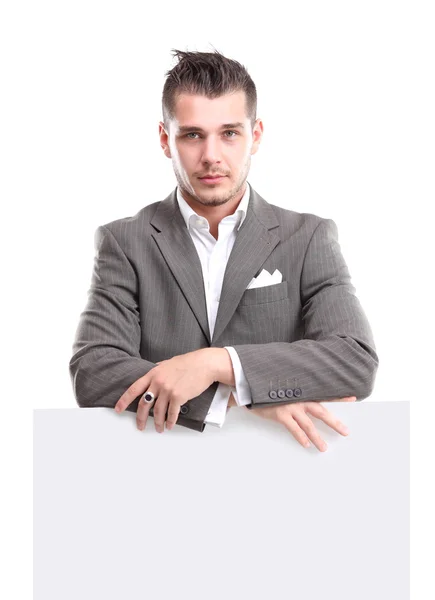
[162,48,257,133]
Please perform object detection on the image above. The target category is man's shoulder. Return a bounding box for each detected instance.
[101,200,161,234]
[91,200,163,255]
[268,201,326,224]
[264,199,334,241]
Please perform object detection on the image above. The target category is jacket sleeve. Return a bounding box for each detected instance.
[68,225,210,432]
[231,218,379,408]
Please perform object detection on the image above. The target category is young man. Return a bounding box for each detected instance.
[69,49,379,452]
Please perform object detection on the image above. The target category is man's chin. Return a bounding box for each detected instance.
[196,195,229,207]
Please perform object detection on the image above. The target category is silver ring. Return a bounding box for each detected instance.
[142,391,155,404]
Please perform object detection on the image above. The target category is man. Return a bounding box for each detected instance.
[69,49,379,452]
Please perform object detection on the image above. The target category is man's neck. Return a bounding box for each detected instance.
[180,183,246,236]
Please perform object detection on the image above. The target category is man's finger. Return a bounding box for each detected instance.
[279,414,312,448]
[306,403,350,436]
[136,395,153,431]
[166,401,181,430]
[292,410,327,452]
[115,373,151,413]
[153,396,170,433]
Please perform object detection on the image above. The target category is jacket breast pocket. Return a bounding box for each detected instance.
[230,281,293,344]
[239,280,289,306]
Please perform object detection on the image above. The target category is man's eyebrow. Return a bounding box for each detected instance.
[177,122,245,133]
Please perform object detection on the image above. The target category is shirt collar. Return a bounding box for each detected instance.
[176,181,251,232]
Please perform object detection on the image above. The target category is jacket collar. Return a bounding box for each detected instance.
[176,181,251,233]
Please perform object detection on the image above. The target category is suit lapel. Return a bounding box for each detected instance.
[150,184,281,346]
[150,191,212,343]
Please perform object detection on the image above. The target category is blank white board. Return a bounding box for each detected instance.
[34,401,409,599]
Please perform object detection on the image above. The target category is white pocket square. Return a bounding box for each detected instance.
[247,269,283,290]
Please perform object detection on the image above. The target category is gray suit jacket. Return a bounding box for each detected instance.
[69,184,379,432]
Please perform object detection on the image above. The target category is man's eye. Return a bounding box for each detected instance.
[184,131,238,139]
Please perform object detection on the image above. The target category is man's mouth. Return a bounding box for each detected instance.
[199,174,226,179]
[199,175,227,184]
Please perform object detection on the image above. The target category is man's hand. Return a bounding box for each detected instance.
[247,396,356,451]
[114,348,219,433]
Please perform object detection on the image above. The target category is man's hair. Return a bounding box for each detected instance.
[162,48,257,133]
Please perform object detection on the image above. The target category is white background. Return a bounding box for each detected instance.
[1,1,432,598]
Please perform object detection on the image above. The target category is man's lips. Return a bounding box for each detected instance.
[199,175,227,185]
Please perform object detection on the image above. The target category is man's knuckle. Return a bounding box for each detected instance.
[153,377,163,388]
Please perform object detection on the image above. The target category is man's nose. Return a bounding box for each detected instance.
[200,136,223,164]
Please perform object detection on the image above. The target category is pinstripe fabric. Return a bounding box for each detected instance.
[175,182,251,427]
[69,184,379,432]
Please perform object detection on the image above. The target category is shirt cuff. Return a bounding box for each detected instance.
[224,346,252,407]
[204,383,232,427]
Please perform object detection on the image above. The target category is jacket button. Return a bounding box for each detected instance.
[285,389,294,398]
[269,390,277,399]
[293,388,302,398]
[180,405,189,415]
[277,389,286,398]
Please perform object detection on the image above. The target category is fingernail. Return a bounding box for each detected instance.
[342,427,349,435]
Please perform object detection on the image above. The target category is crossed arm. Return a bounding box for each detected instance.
[70,219,378,442]
[114,344,357,452]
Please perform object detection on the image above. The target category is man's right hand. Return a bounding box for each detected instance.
[246,396,356,452]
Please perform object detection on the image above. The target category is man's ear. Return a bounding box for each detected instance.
[159,121,172,158]
[251,118,263,156]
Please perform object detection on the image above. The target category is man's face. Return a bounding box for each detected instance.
[159,91,263,207]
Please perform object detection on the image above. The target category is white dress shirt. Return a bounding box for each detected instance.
[176,182,253,427]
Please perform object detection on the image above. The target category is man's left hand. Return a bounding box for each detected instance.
[114,348,220,433]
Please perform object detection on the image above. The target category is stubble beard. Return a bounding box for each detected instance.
[175,156,251,208]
